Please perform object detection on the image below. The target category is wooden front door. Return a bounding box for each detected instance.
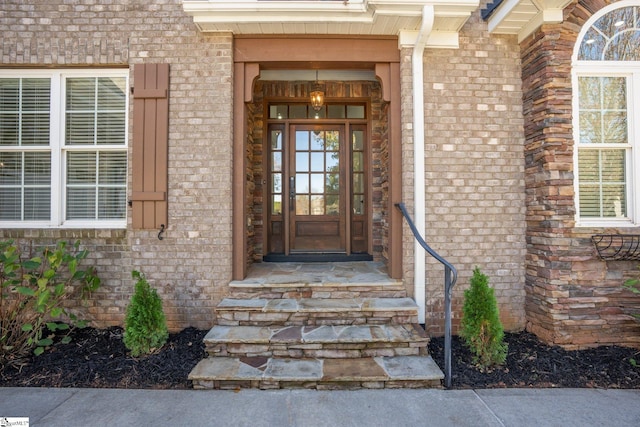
[289,125,345,252]
[266,114,371,261]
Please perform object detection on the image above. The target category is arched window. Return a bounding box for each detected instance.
[573,1,640,226]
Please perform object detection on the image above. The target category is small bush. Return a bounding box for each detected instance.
[123,270,168,357]
[460,267,508,368]
[0,240,100,368]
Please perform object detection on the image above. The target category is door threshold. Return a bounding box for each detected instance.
[263,253,373,263]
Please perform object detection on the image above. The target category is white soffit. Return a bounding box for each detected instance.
[182,0,480,48]
[486,0,573,42]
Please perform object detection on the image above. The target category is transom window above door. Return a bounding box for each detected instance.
[269,104,365,120]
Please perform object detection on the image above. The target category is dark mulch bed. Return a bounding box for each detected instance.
[429,332,640,389]
[2,327,639,389]
[1,327,207,389]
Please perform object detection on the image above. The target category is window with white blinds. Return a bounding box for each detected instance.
[573,3,640,226]
[0,70,128,228]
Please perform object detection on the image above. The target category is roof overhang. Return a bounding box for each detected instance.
[182,0,480,49]
[483,0,572,42]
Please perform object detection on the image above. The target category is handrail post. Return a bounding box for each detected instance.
[444,266,452,388]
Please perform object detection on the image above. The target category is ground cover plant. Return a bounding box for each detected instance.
[0,240,100,368]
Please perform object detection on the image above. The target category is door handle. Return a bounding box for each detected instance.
[289,176,295,211]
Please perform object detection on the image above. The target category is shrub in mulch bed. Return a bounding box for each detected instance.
[429,331,640,389]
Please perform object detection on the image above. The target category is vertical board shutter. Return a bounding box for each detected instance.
[131,63,169,229]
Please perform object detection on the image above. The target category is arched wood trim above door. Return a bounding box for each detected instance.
[232,37,402,280]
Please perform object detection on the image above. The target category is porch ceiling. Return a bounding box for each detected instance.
[483,0,573,42]
[182,0,480,48]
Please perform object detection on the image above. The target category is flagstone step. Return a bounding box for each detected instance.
[204,324,429,358]
[229,261,406,299]
[188,355,444,390]
[215,297,419,326]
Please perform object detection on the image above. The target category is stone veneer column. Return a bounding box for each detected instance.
[522,0,640,348]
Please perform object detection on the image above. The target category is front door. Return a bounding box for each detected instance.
[290,125,345,252]
[265,109,371,261]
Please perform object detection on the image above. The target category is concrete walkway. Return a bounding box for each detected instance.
[1,387,639,426]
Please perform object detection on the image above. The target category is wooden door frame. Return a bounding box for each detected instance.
[232,37,402,280]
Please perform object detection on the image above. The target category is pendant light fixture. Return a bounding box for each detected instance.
[310,70,324,112]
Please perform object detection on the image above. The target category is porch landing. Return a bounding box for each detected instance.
[231,261,397,287]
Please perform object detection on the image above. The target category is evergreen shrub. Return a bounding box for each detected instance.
[123,270,168,357]
[460,266,508,368]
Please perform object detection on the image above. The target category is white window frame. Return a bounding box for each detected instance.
[572,1,640,228]
[0,69,129,229]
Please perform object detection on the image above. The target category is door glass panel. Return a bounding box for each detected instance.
[326,194,339,215]
[310,131,324,150]
[296,131,309,150]
[311,195,324,215]
[353,195,365,215]
[272,195,282,215]
[296,173,309,192]
[310,174,324,193]
[296,153,309,172]
[271,130,282,149]
[326,152,338,172]
[310,152,324,171]
[353,173,363,193]
[296,195,309,215]
[272,173,282,193]
[272,152,282,172]
[353,152,363,171]
[352,130,364,150]
[326,173,339,193]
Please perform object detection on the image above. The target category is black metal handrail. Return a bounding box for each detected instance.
[396,202,458,388]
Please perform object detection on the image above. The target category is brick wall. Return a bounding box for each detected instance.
[521,0,640,349]
[403,6,528,335]
[0,0,233,330]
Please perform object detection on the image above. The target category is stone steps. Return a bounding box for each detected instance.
[188,355,444,390]
[215,297,419,326]
[189,263,444,390]
[204,324,429,358]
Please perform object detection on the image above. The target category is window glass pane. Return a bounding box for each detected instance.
[67,152,96,184]
[98,152,126,185]
[579,184,600,217]
[0,188,20,220]
[66,77,126,146]
[325,131,339,151]
[578,149,627,218]
[97,112,125,145]
[578,150,599,182]
[578,6,640,60]
[269,105,288,119]
[290,105,307,119]
[347,105,365,119]
[0,78,50,146]
[0,152,21,185]
[327,105,345,118]
[24,188,50,220]
[66,188,96,219]
[24,152,51,185]
[98,187,126,219]
[353,152,363,171]
[578,76,627,145]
